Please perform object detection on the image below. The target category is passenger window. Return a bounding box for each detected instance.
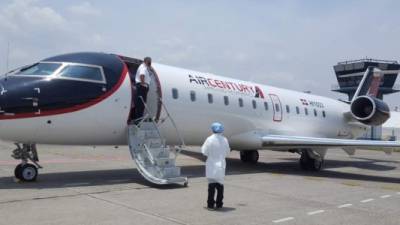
[275,103,280,112]
[224,96,229,105]
[238,98,244,107]
[322,110,326,118]
[190,91,196,102]
[314,109,317,117]
[208,93,213,104]
[286,105,290,113]
[296,106,300,114]
[304,108,308,115]
[58,65,104,82]
[172,88,179,99]
[252,100,257,109]
[264,102,268,111]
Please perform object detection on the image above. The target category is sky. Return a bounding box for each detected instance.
[0,0,399,107]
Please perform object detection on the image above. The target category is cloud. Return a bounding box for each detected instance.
[0,0,399,107]
[68,2,101,17]
[0,0,110,71]
[0,0,66,34]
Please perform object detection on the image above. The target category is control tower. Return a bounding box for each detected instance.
[331,58,400,140]
[332,58,400,100]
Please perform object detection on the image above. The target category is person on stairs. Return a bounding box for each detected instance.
[134,56,155,124]
[201,122,231,210]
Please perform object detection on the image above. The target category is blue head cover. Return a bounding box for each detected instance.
[211,122,224,133]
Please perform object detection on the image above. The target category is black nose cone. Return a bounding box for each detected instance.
[0,80,7,113]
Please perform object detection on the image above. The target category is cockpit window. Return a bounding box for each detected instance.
[15,63,62,76]
[58,65,105,83]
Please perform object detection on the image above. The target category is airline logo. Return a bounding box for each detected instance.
[188,74,264,98]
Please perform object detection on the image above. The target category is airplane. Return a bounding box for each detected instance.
[0,52,399,185]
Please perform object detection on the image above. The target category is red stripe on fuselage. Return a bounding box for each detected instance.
[0,62,128,120]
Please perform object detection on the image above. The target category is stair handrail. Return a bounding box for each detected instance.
[137,96,185,159]
[138,96,163,140]
[158,98,186,147]
[142,144,156,165]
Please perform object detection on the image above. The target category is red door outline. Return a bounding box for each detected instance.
[269,94,282,122]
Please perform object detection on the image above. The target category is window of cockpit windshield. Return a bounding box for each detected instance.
[15,63,62,76]
[58,65,105,83]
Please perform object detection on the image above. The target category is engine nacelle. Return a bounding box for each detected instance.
[350,96,390,126]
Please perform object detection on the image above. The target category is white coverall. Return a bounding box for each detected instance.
[201,133,231,184]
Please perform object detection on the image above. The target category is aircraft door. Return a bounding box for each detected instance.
[269,94,282,122]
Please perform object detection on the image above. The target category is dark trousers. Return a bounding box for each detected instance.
[134,84,149,122]
[208,183,224,208]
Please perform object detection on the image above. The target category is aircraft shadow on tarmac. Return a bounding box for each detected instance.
[0,150,399,189]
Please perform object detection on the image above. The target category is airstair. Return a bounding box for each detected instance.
[128,98,188,186]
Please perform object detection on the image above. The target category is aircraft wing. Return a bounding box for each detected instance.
[261,135,400,151]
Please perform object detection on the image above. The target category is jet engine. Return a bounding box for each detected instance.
[350,95,390,126]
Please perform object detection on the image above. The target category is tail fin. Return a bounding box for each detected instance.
[352,66,383,101]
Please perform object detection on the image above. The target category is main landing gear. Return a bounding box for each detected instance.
[240,150,259,163]
[299,149,324,171]
[12,143,42,182]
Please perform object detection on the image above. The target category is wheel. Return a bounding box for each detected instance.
[247,150,259,163]
[240,151,249,162]
[20,164,38,182]
[310,158,323,171]
[14,164,23,180]
[184,181,189,187]
[300,151,310,170]
[299,150,323,171]
[240,150,259,163]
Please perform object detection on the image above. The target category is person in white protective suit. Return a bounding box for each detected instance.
[201,122,231,209]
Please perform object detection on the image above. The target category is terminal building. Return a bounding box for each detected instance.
[331,58,400,139]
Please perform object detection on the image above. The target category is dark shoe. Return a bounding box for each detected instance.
[216,204,223,209]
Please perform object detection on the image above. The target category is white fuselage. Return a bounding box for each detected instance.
[0,63,366,149]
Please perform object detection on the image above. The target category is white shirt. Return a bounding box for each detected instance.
[135,63,152,85]
[201,133,231,184]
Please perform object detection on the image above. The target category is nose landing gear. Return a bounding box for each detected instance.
[12,143,42,182]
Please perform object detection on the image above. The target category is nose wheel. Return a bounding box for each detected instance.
[12,143,41,182]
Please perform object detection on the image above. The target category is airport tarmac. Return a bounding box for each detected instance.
[0,141,399,225]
